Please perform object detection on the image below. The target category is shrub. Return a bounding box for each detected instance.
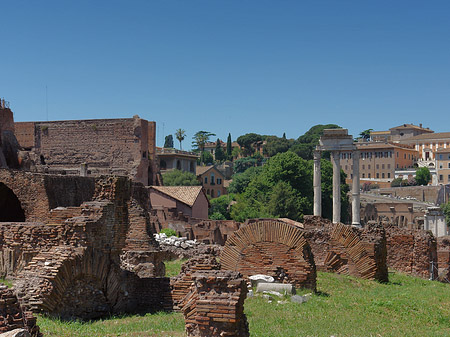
[160,228,177,237]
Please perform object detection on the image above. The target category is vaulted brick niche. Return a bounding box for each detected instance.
[0,183,25,222]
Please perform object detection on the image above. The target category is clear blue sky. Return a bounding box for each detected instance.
[2,1,450,148]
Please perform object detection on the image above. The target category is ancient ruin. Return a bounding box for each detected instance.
[220,219,317,290]
[182,270,249,337]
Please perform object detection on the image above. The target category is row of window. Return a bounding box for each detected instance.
[438,154,450,160]
[342,151,416,160]
[361,172,391,179]
[204,175,222,185]
[439,163,450,169]
[438,175,450,182]
[205,189,221,197]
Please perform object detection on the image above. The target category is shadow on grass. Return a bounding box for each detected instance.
[315,290,330,297]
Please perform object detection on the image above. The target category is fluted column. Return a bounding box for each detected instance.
[331,151,341,224]
[352,150,361,226]
[313,150,322,217]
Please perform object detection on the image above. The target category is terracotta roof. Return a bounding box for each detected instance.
[151,186,203,207]
[400,132,450,141]
[224,179,232,188]
[196,165,214,176]
[355,142,416,151]
[389,124,433,132]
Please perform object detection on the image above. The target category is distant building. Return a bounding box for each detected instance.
[340,142,418,183]
[149,185,209,219]
[196,165,227,198]
[436,148,450,185]
[398,132,450,163]
[156,147,198,174]
[370,123,433,143]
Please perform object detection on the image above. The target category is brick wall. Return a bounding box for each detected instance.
[385,225,437,279]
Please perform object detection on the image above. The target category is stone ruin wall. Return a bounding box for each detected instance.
[437,236,450,281]
[182,270,249,337]
[0,285,41,337]
[385,225,437,279]
[221,219,317,290]
[0,173,174,319]
[15,117,151,185]
[290,216,389,282]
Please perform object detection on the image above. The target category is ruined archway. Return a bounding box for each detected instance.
[0,182,25,222]
[220,219,316,290]
[324,222,388,281]
[15,246,123,320]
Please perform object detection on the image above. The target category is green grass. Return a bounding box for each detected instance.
[165,259,187,278]
[37,271,450,336]
[0,278,13,288]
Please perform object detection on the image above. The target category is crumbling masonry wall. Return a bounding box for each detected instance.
[221,219,316,290]
[385,225,437,279]
[302,216,388,282]
[182,270,249,337]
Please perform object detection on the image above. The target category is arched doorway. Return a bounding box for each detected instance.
[0,183,25,222]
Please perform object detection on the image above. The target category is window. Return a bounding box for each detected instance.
[397,152,399,157]
[204,177,208,184]
[368,173,371,178]
[388,173,391,178]
[217,190,221,197]
[382,164,385,169]
[377,173,380,178]
[448,163,450,168]
[217,178,222,185]
[404,153,406,159]
[368,165,371,169]
[345,165,348,171]
[448,175,450,182]
[362,164,365,170]
[440,164,443,169]
[387,164,391,169]
[211,190,214,197]
[440,154,443,160]
[382,173,385,178]
[210,174,215,185]
[440,175,443,181]
[142,151,147,158]
[362,173,365,178]
[376,164,379,169]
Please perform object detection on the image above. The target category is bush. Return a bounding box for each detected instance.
[160,228,177,237]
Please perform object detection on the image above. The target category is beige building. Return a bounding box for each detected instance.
[340,142,418,183]
[370,123,433,142]
[436,148,450,185]
[399,132,450,162]
[196,165,227,198]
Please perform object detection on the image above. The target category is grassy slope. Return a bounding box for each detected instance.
[37,270,450,337]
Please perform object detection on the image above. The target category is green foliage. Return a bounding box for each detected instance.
[214,138,226,162]
[236,133,263,156]
[441,202,450,226]
[231,146,241,159]
[292,124,341,160]
[164,134,174,148]
[209,194,235,220]
[263,135,292,157]
[199,151,214,165]
[165,258,187,277]
[192,131,216,152]
[416,167,431,186]
[357,128,373,141]
[162,169,200,186]
[160,228,177,237]
[226,133,232,159]
[230,152,349,223]
[233,155,264,174]
[228,166,263,194]
[175,128,186,150]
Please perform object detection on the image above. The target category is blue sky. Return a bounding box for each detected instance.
[2,1,450,148]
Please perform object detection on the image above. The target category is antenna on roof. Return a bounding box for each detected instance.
[45,85,48,121]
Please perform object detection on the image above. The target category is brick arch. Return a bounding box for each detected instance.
[0,182,25,222]
[324,222,387,281]
[220,219,316,290]
[15,246,123,320]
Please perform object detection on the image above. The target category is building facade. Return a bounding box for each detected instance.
[436,148,450,185]
[196,165,227,198]
[156,147,198,174]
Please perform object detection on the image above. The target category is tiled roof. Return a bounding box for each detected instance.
[401,132,450,141]
[355,142,416,151]
[151,186,203,207]
[196,165,214,176]
[389,124,433,132]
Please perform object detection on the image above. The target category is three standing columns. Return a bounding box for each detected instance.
[313,150,360,225]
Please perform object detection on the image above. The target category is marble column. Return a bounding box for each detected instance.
[331,151,341,224]
[352,150,361,226]
[313,150,322,217]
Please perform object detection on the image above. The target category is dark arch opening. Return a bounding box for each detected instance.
[160,160,167,170]
[0,183,25,222]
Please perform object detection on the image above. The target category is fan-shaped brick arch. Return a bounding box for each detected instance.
[324,222,388,281]
[221,219,316,290]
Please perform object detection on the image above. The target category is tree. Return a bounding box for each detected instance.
[199,151,214,165]
[162,169,200,186]
[441,202,450,226]
[357,129,373,141]
[214,138,226,162]
[175,129,186,150]
[416,167,431,186]
[164,135,174,148]
[192,131,216,153]
[228,166,263,194]
[236,133,263,156]
[291,124,342,160]
[263,135,292,157]
[226,133,232,160]
[209,194,235,220]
